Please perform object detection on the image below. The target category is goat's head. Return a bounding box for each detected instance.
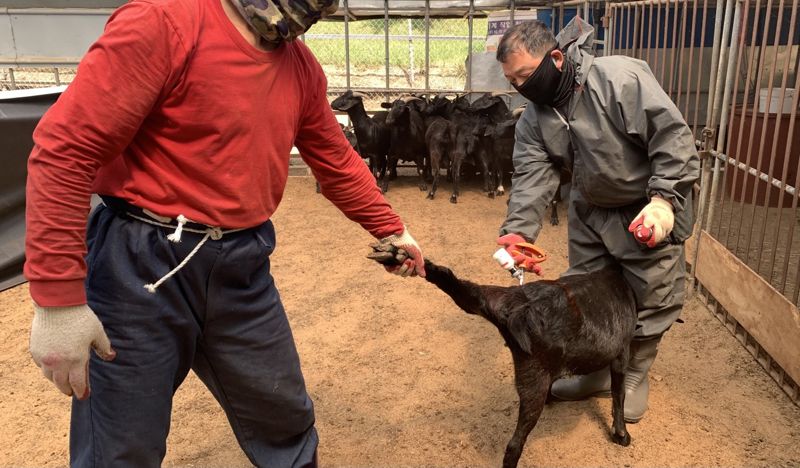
[453,94,473,113]
[424,94,452,116]
[383,96,422,126]
[471,92,511,119]
[330,90,366,112]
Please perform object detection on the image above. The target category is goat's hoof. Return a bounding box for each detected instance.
[488,191,495,199]
[426,192,435,200]
[550,218,559,226]
[419,184,428,191]
[450,195,458,204]
[612,431,631,447]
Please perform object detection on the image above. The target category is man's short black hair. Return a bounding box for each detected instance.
[496,20,558,63]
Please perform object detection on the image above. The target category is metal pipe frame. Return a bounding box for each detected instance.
[745,0,788,269]
[425,0,431,92]
[690,0,730,289]
[705,0,742,235]
[384,0,390,99]
[759,0,798,288]
[344,0,351,89]
[724,0,764,247]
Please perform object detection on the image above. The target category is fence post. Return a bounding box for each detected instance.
[690,0,730,292]
[408,19,415,86]
[706,0,741,233]
[344,0,351,89]
[384,0,390,98]
[425,0,430,92]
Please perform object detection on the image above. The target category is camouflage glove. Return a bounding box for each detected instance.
[29,303,116,399]
[378,227,425,277]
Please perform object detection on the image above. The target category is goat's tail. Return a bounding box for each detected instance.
[423,259,489,316]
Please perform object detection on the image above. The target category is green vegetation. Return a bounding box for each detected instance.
[304,18,488,72]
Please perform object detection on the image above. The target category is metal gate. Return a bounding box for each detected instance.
[608,0,800,404]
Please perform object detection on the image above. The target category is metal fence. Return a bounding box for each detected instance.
[609,0,800,403]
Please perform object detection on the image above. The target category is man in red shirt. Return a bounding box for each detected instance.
[24,0,424,466]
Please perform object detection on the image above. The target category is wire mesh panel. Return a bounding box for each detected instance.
[306,16,487,95]
[0,67,76,91]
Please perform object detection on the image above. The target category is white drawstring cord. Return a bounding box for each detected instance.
[166,215,188,243]
[123,212,244,294]
[144,230,211,293]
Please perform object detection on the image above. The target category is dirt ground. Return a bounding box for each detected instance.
[2,175,800,468]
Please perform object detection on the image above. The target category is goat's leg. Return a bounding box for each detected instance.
[495,164,505,196]
[378,154,388,181]
[503,364,551,468]
[450,156,463,204]
[369,154,379,180]
[478,153,495,198]
[610,352,632,447]
[382,156,397,193]
[417,155,428,192]
[427,152,441,200]
[389,156,399,180]
[550,185,562,226]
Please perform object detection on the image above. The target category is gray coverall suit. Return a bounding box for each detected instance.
[500,19,701,340]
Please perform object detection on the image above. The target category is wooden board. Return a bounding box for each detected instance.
[695,230,800,384]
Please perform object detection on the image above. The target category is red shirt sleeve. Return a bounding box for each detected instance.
[24,1,190,306]
[293,45,404,239]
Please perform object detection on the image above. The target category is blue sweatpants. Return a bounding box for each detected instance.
[71,201,317,467]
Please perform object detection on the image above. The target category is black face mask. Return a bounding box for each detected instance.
[513,47,576,109]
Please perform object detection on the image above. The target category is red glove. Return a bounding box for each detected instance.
[496,233,547,275]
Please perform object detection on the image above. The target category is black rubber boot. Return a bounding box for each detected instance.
[623,337,660,423]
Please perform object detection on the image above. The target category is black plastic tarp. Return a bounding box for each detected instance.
[0,87,61,292]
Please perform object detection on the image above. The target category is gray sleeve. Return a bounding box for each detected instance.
[499,107,561,241]
[613,63,700,212]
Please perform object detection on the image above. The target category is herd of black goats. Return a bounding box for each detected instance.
[330,90,526,205]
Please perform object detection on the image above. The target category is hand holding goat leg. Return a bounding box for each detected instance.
[367,245,637,468]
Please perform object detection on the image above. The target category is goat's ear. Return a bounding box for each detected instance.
[507,309,534,355]
[380,102,392,109]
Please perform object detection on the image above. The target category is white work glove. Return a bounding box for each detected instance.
[378,226,426,277]
[29,303,116,399]
[628,196,674,248]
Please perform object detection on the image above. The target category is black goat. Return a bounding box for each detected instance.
[330,90,390,184]
[368,246,636,468]
[421,95,456,200]
[489,104,569,226]
[382,96,429,193]
[442,94,484,203]
[472,93,513,199]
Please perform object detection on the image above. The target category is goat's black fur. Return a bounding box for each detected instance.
[383,98,429,193]
[330,91,390,183]
[424,260,636,467]
[368,247,637,468]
